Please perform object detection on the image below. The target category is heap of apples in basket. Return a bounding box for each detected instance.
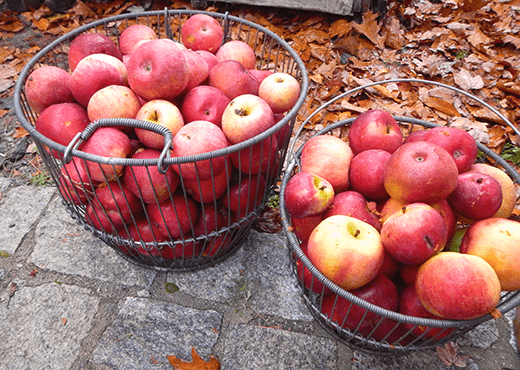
[284,109,520,341]
[24,14,301,259]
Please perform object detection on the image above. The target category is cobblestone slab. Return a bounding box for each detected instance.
[92,297,223,369]
[0,185,56,254]
[221,322,337,369]
[0,283,99,370]
[29,197,156,287]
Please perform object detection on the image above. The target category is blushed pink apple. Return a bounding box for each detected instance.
[180,13,224,53]
[348,109,403,154]
[283,171,334,219]
[215,40,256,69]
[323,190,381,231]
[25,65,75,114]
[209,60,260,100]
[119,24,158,56]
[87,85,141,122]
[181,49,210,94]
[81,53,128,85]
[247,69,273,84]
[68,32,123,71]
[229,135,278,175]
[258,72,300,114]
[220,174,267,213]
[180,85,230,127]
[349,149,391,201]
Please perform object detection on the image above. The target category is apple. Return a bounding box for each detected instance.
[467,163,517,219]
[119,24,158,56]
[87,85,141,122]
[323,191,381,232]
[183,163,233,203]
[119,217,168,257]
[247,69,273,84]
[348,149,391,201]
[209,60,260,100]
[180,85,230,127]
[295,241,332,295]
[283,171,334,219]
[171,120,229,180]
[181,49,210,94]
[126,39,189,102]
[82,127,132,182]
[215,40,256,69]
[146,193,199,238]
[221,94,275,144]
[398,264,421,286]
[195,50,219,73]
[300,135,354,193]
[68,32,123,71]
[307,215,384,291]
[59,157,98,205]
[415,252,501,320]
[258,72,300,114]
[81,53,128,85]
[123,148,180,204]
[381,203,448,265]
[447,172,502,221]
[221,174,267,213]
[348,109,403,155]
[180,13,224,53]
[25,65,76,114]
[460,217,520,291]
[134,99,184,150]
[85,201,122,234]
[383,141,459,204]
[229,135,278,175]
[403,128,429,143]
[92,181,143,227]
[290,214,324,243]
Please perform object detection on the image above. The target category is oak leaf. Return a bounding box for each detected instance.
[167,348,220,370]
[352,11,386,49]
[453,68,484,91]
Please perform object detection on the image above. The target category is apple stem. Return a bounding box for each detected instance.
[402,206,407,214]
[354,229,360,238]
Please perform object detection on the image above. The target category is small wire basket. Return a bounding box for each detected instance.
[13,9,308,272]
[279,78,520,354]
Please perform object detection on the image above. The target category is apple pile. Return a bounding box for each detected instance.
[25,14,302,259]
[284,108,520,341]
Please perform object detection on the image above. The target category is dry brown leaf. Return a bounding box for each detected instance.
[453,69,484,91]
[489,308,502,319]
[12,126,30,139]
[167,347,220,370]
[421,96,461,117]
[467,24,493,49]
[503,35,520,49]
[330,19,353,39]
[352,11,386,49]
[436,342,471,367]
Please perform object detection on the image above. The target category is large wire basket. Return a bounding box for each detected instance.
[13,9,308,272]
[279,78,520,354]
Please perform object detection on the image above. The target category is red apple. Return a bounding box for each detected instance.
[380,249,400,280]
[85,202,122,234]
[180,85,230,127]
[119,24,158,56]
[290,214,324,243]
[383,141,459,204]
[300,135,354,193]
[209,60,260,100]
[92,181,143,227]
[307,215,384,291]
[215,40,256,69]
[119,217,168,257]
[181,49,210,94]
[81,53,128,85]
[296,241,332,295]
[183,163,233,203]
[398,264,421,286]
[221,94,275,144]
[59,157,98,205]
[447,171,502,221]
[171,120,229,180]
[415,252,501,320]
[460,217,520,291]
[134,99,184,150]
[323,191,381,232]
[192,203,226,237]
[195,50,219,73]
[87,85,141,122]
[349,149,391,201]
[229,135,278,175]
[146,193,199,238]
[381,203,448,265]
[221,174,267,213]
[348,109,403,155]
[82,127,132,182]
[126,39,189,102]
[25,65,75,114]
[258,72,300,114]
[247,69,273,84]
[180,13,224,53]
[68,32,123,71]
[283,171,334,219]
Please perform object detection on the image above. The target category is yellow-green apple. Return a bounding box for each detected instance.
[183,162,232,203]
[229,135,278,175]
[146,192,199,238]
[171,120,229,180]
[221,94,275,144]
[300,135,354,193]
[283,171,334,219]
[92,181,143,227]
[467,163,517,219]
[221,174,267,213]
[181,49,210,94]
[248,69,273,84]
[348,109,403,154]
[59,157,99,205]
[290,214,324,243]
[180,85,230,127]
[447,172,502,221]
[126,39,189,102]
[119,24,158,56]
[323,190,381,231]
[25,65,76,114]
[82,127,132,182]
[381,203,448,265]
[460,217,520,291]
[180,13,224,53]
[134,99,185,150]
[123,148,180,204]
[81,53,128,85]
[296,241,332,295]
[68,32,123,71]
[209,60,260,100]
[415,252,501,320]
[35,102,90,158]
[258,72,300,114]
[70,56,127,107]
[87,85,141,122]
[383,141,459,204]
[349,149,391,201]
[399,285,454,339]
[215,40,256,69]
[307,215,384,290]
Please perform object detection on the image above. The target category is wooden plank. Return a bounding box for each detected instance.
[212,0,355,15]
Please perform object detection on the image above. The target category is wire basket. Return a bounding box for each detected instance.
[13,9,308,272]
[279,78,520,354]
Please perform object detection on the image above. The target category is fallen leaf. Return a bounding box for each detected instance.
[352,11,386,49]
[167,347,220,370]
[453,68,484,91]
[12,126,30,138]
[436,342,471,367]
[29,267,38,277]
[62,318,67,325]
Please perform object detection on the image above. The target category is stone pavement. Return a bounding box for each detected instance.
[0,179,519,370]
